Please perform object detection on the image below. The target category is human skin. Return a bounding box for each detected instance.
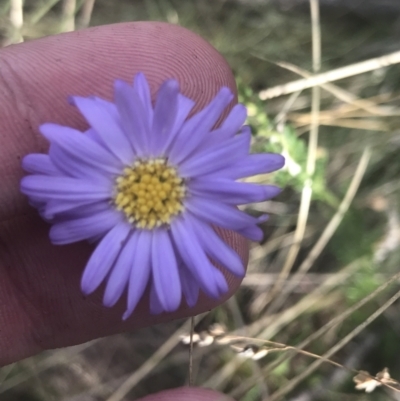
[0,21,247,399]
[137,387,235,401]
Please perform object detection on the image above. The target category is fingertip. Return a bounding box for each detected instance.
[1,22,248,360]
[136,387,236,401]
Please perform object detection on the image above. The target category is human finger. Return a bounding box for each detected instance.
[0,21,248,366]
[136,387,236,401]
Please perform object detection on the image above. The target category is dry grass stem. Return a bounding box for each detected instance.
[26,0,61,26]
[0,1,10,17]
[228,297,270,398]
[60,0,76,32]
[275,90,302,131]
[0,341,98,394]
[2,2,399,400]
[263,0,321,309]
[275,61,398,116]
[290,114,389,131]
[106,316,204,401]
[0,364,14,386]
[77,0,95,29]
[256,260,359,340]
[267,287,400,400]
[188,316,195,386]
[7,0,23,44]
[268,147,371,313]
[230,268,400,398]
[227,336,400,394]
[207,261,361,392]
[259,49,400,100]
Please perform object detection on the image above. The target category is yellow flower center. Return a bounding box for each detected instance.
[114,158,186,229]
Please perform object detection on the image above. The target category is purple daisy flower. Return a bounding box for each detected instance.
[20,73,284,319]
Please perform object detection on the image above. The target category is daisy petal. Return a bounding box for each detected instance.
[49,144,112,184]
[219,153,286,178]
[50,209,123,244]
[152,229,181,312]
[114,80,149,156]
[186,197,262,230]
[170,217,223,298]
[22,154,60,176]
[179,263,200,307]
[179,131,251,178]
[195,122,250,155]
[239,125,251,136]
[103,232,138,307]
[151,79,180,155]
[150,283,164,315]
[169,87,234,164]
[133,72,153,123]
[71,96,135,165]
[90,96,120,120]
[80,222,131,294]
[199,104,247,151]
[237,224,265,242]
[20,175,111,201]
[44,200,109,220]
[41,123,122,173]
[159,94,195,155]
[214,268,229,295]
[123,230,152,320]
[189,216,245,277]
[190,179,282,204]
[221,104,248,136]
[85,128,104,146]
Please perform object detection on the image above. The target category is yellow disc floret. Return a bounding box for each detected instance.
[114,158,186,229]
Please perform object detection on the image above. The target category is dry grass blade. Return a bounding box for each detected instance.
[60,0,76,32]
[230,269,400,398]
[267,147,371,313]
[275,90,302,130]
[267,288,400,400]
[310,0,321,71]
[228,297,269,398]
[290,114,389,131]
[76,0,96,29]
[202,355,247,390]
[26,0,61,26]
[7,0,23,45]
[205,260,361,392]
[202,298,269,395]
[225,336,400,393]
[256,260,359,340]
[2,2,399,399]
[259,49,400,100]
[0,1,10,17]
[243,272,359,287]
[0,341,98,394]
[188,316,195,386]
[276,61,396,116]
[106,317,203,401]
[262,0,321,310]
[0,365,14,387]
[292,273,400,359]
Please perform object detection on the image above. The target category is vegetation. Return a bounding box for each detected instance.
[1,0,400,400]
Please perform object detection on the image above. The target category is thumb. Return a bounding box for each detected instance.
[136,387,235,401]
[0,21,248,366]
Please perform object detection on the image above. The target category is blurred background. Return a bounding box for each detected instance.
[1,0,400,400]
